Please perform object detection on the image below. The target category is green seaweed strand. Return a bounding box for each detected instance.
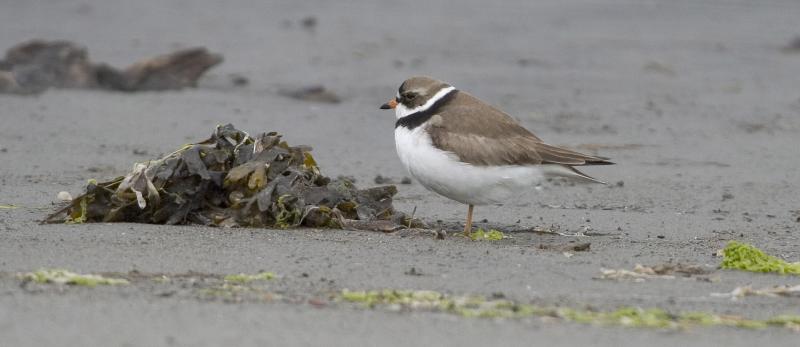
[721,241,800,275]
[338,289,800,331]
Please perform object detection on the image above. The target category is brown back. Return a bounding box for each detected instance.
[428,91,611,167]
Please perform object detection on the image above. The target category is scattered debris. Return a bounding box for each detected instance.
[531,225,621,237]
[223,272,276,284]
[721,241,800,275]
[373,175,413,185]
[722,192,734,201]
[229,73,249,87]
[598,265,676,282]
[19,269,128,287]
[0,40,222,94]
[278,85,341,103]
[642,61,676,76]
[56,191,73,202]
[374,175,394,184]
[308,298,327,308]
[537,203,647,213]
[598,264,711,282]
[338,289,800,331]
[469,228,505,241]
[539,242,591,252]
[44,124,408,231]
[404,267,424,276]
[781,36,800,53]
[198,283,261,302]
[340,219,405,232]
[650,263,712,276]
[712,284,800,300]
[300,16,318,30]
[516,57,550,68]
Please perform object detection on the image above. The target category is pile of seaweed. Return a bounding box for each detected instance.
[45,124,405,230]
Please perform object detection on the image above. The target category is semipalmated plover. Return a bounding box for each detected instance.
[380,76,613,236]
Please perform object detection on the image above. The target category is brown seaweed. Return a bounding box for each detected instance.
[45,124,408,230]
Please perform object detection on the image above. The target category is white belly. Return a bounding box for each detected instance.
[394,126,556,205]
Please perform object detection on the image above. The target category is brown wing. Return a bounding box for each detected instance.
[428,91,613,167]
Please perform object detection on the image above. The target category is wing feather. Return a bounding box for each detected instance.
[428,91,613,167]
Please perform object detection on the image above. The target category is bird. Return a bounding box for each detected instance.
[379,76,613,236]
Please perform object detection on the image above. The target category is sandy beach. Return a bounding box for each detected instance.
[1,1,800,346]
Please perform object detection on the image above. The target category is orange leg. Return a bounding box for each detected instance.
[463,204,474,236]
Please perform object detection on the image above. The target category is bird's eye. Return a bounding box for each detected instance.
[403,92,417,100]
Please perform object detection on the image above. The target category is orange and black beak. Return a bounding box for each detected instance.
[380,98,398,110]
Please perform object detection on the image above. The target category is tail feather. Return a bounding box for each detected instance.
[544,165,607,184]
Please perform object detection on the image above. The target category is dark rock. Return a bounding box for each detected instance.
[300,16,317,30]
[278,85,341,103]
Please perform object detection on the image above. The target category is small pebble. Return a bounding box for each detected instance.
[308,298,326,308]
[374,175,393,184]
[230,74,249,86]
[57,191,73,201]
[300,16,317,29]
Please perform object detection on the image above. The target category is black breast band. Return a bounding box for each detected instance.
[395,90,458,130]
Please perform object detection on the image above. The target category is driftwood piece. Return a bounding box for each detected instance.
[0,40,222,94]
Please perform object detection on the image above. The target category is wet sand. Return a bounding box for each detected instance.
[1,1,800,346]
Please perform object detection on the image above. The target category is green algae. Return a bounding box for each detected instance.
[199,275,280,302]
[65,197,89,224]
[679,312,769,329]
[274,194,302,228]
[338,289,800,331]
[767,315,800,328]
[152,275,171,283]
[223,272,276,284]
[0,204,18,209]
[20,269,129,287]
[469,228,505,241]
[721,241,800,275]
[198,283,250,300]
